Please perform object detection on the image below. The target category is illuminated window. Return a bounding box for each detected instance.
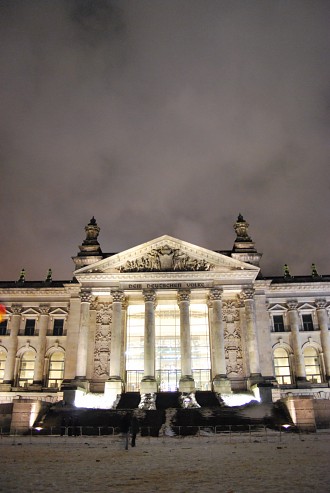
[273,315,285,332]
[190,304,211,390]
[47,351,65,388]
[0,320,7,336]
[155,305,181,392]
[125,303,211,392]
[18,351,35,387]
[126,305,144,391]
[53,319,64,336]
[274,347,292,384]
[302,314,314,331]
[0,351,6,382]
[304,346,322,383]
[24,319,36,336]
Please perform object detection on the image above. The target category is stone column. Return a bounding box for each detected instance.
[242,288,262,382]
[75,289,92,386]
[177,289,195,392]
[33,304,50,387]
[208,288,231,394]
[315,299,330,382]
[140,289,157,394]
[287,299,308,386]
[105,290,126,405]
[3,304,22,387]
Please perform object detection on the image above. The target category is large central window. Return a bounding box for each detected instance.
[155,304,181,391]
[126,302,211,392]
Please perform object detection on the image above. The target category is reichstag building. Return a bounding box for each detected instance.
[0,215,329,410]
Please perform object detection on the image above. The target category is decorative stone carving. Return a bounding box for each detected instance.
[95,302,112,325]
[80,289,92,303]
[39,304,50,315]
[93,302,112,379]
[119,245,214,272]
[241,288,255,300]
[287,299,298,311]
[222,300,240,323]
[10,304,22,315]
[90,296,98,311]
[223,300,243,376]
[234,214,252,242]
[208,288,223,302]
[111,289,126,304]
[143,289,157,305]
[315,299,327,310]
[177,289,191,304]
[225,347,243,375]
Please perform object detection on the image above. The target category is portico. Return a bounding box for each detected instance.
[72,233,261,405]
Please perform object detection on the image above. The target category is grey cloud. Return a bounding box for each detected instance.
[0,0,329,280]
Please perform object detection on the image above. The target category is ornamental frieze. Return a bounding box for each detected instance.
[223,301,243,376]
[118,245,214,272]
[225,346,243,375]
[93,303,112,379]
[222,300,240,323]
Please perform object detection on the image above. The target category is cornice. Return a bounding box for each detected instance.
[267,282,330,294]
[0,288,69,296]
[75,270,258,283]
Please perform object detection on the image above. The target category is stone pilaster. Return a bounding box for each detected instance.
[208,288,231,394]
[75,289,92,387]
[287,300,308,387]
[2,305,22,387]
[32,304,50,387]
[177,289,195,392]
[315,299,330,382]
[242,288,262,383]
[104,290,126,405]
[140,289,158,394]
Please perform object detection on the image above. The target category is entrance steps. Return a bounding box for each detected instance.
[155,392,181,409]
[195,391,221,407]
[116,392,141,409]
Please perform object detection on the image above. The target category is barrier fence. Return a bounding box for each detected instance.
[1,424,329,444]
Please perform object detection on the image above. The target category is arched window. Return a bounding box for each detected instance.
[0,351,6,383]
[47,351,65,388]
[18,351,35,387]
[304,346,322,383]
[274,347,292,385]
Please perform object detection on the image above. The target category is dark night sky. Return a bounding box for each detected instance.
[1,0,329,281]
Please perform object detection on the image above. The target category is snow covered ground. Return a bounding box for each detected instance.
[1,431,329,493]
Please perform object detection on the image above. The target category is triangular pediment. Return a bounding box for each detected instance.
[49,308,68,316]
[75,235,259,275]
[21,308,40,316]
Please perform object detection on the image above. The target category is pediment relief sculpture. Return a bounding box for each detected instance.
[118,245,214,272]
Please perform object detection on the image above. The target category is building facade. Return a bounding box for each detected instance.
[0,215,329,408]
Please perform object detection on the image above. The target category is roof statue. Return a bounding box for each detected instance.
[72,217,103,269]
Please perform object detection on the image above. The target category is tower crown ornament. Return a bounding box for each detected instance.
[84,217,100,242]
[234,214,252,242]
[73,217,103,269]
[231,214,261,267]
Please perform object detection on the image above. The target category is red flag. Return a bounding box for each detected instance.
[0,304,5,323]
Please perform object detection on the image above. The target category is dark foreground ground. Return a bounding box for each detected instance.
[0,431,329,493]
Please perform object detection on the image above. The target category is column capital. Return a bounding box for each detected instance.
[80,288,92,303]
[208,288,223,302]
[111,289,125,304]
[315,298,327,310]
[287,299,298,311]
[177,289,191,304]
[39,304,50,315]
[241,288,255,300]
[10,304,22,315]
[143,289,157,305]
